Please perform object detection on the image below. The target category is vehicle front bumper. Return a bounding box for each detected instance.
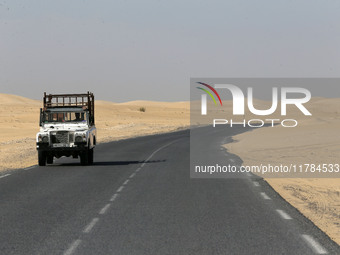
[36,142,87,151]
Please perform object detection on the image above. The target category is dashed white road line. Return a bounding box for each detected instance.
[253,181,260,187]
[63,139,180,255]
[110,193,118,202]
[0,174,11,179]
[260,192,271,200]
[276,209,292,220]
[116,185,124,193]
[83,218,99,233]
[230,159,235,163]
[246,172,252,177]
[144,139,179,163]
[301,234,328,254]
[136,140,178,172]
[63,239,82,255]
[99,203,111,215]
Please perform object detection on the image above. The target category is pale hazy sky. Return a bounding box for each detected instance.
[1,0,340,102]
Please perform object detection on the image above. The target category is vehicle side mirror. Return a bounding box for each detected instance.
[39,108,43,126]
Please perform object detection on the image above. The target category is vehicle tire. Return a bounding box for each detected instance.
[38,151,47,166]
[80,150,89,165]
[88,148,94,165]
[47,155,53,164]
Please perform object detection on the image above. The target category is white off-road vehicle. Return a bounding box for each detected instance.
[36,92,97,166]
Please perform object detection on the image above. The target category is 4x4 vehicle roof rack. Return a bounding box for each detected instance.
[43,91,94,124]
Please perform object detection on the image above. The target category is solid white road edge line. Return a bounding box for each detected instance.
[0,174,11,179]
[301,234,328,254]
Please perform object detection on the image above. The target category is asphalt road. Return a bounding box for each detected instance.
[0,127,339,255]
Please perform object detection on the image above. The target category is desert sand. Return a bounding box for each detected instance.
[224,98,340,244]
[0,93,189,171]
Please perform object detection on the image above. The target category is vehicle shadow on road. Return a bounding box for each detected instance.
[47,159,166,167]
[93,160,166,166]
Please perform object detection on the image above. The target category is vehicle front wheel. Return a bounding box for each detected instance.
[47,155,53,164]
[38,151,46,166]
[88,148,94,165]
[80,150,89,165]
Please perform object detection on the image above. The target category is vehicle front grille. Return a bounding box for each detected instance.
[51,131,69,144]
[69,132,74,143]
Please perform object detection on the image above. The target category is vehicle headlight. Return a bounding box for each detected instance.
[75,136,83,143]
[38,134,49,143]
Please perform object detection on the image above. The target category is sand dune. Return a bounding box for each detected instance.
[0,93,189,171]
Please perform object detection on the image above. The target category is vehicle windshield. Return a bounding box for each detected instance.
[43,111,87,123]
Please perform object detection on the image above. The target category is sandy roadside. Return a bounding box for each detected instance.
[224,98,340,245]
[0,93,189,171]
